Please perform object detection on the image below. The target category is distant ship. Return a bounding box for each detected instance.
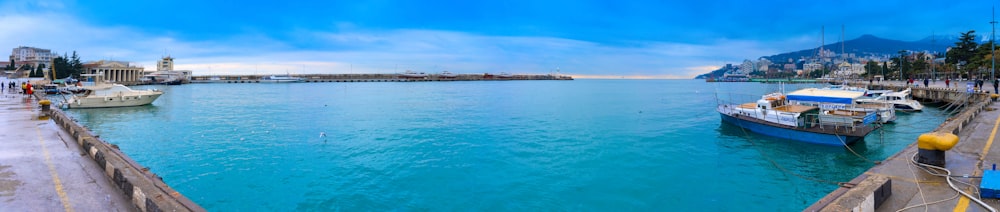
[398,70,428,78]
[439,71,458,78]
[260,75,303,83]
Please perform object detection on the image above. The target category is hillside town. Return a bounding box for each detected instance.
[705,31,994,82]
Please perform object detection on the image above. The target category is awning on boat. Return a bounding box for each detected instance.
[786,88,864,104]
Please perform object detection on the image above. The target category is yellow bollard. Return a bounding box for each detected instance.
[38,99,51,112]
[916,132,959,166]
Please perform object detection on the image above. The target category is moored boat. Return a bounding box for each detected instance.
[62,74,163,109]
[787,88,896,123]
[398,70,428,78]
[717,92,878,146]
[856,88,924,111]
[439,71,458,78]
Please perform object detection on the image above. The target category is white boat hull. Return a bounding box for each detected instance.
[259,79,303,83]
[67,93,162,108]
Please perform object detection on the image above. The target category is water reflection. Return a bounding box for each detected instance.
[65,105,160,129]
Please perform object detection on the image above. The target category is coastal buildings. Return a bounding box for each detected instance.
[157,56,174,71]
[146,56,192,83]
[10,46,56,68]
[83,60,145,83]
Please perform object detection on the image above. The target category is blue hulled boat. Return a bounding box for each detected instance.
[717,92,878,146]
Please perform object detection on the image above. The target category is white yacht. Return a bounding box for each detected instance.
[62,74,163,109]
[398,70,428,78]
[856,88,924,111]
[439,71,458,78]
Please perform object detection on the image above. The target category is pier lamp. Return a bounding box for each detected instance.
[916,132,959,166]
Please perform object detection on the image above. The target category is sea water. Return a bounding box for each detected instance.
[62,80,947,211]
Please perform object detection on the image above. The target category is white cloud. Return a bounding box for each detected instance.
[0,10,810,79]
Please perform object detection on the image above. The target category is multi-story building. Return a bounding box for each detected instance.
[756,58,772,72]
[83,60,145,83]
[157,56,174,71]
[740,59,755,74]
[146,56,192,83]
[783,64,796,72]
[10,46,56,68]
[804,62,823,72]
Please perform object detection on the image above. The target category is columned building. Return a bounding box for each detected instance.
[83,60,145,83]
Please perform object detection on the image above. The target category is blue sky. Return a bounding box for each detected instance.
[1,0,996,78]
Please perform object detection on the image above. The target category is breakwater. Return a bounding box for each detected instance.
[43,101,204,211]
[191,73,572,83]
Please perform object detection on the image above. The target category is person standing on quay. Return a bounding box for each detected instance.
[994,78,999,94]
[946,78,950,88]
[924,78,929,88]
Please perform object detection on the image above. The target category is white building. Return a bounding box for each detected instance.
[157,56,175,71]
[804,62,823,72]
[834,62,866,77]
[740,59,755,74]
[10,46,56,68]
[83,60,145,83]
[146,56,192,83]
[756,58,772,72]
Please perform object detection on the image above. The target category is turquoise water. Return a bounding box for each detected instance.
[62,80,947,211]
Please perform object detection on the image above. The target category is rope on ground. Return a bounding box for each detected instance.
[902,152,998,212]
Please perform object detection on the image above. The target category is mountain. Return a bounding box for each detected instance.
[762,34,952,63]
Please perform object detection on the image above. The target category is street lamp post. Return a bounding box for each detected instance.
[992,7,997,81]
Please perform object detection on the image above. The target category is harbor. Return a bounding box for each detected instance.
[3,77,995,211]
[808,80,1000,211]
[36,80,946,210]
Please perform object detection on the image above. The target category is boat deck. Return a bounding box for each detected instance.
[736,102,817,113]
[775,104,818,113]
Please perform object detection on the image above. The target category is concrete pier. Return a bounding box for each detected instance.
[0,92,134,211]
[808,80,1000,211]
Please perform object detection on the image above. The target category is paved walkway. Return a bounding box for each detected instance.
[0,91,133,211]
[810,79,1000,211]
[862,78,996,92]
[862,100,1000,211]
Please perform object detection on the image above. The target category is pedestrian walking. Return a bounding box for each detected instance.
[994,78,999,94]
[946,78,951,88]
[924,78,929,88]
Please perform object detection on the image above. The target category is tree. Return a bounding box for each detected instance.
[4,59,13,70]
[50,51,85,79]
[70,51,83,78]
[20,64,32,72]
[912,53,929,77]
[947,30,978,79]
[865,60,881,77]
[30,64,45,77]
